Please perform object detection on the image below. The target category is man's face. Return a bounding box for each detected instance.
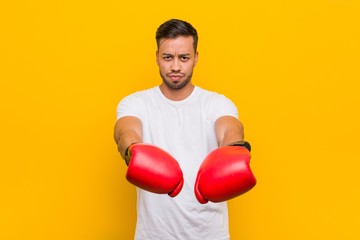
[156,36,198,90]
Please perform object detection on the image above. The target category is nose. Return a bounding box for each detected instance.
[171,59,181,72]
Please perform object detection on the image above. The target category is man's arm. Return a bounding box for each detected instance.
[114,116,143,159]
[113,116,184,197]
[195,115,256,204]
[215,116,245,147]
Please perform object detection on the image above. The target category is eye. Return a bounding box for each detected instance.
[180,56,190,61]
[163,55,172,61]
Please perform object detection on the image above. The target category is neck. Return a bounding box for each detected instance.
[159,83,195,101]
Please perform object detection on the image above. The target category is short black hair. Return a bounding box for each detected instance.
[156,19,198,52]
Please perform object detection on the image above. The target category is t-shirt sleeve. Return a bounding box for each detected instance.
[116,94,142,120]
[210,94,239,124]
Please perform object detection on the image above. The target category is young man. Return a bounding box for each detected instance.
[114,19,256,240]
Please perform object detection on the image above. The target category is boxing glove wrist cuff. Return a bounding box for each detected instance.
[229,141,251,152]
[124,142,138,166]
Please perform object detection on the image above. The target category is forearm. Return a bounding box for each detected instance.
[116,130,142,159]
[114,116,143,159]
[221,125,244,146]
[215,116,245,147]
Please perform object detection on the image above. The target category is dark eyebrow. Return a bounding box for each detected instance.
[162,53,190,57]
[179,54,190,57]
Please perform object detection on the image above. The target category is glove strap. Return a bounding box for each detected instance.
[229,141,251,152]
[124,143,138,166]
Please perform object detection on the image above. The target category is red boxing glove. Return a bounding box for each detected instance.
[194,144,256,204]
[125,143,184,197]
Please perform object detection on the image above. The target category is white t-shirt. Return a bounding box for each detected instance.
[116,86,238,240]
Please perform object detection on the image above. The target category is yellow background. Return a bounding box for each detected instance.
[1,0,359,239]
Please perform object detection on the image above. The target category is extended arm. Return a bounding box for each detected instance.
[194,115,256,204]
[114,116,183,197]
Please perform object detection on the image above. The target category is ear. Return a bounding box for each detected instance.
[194,51,199,66]
[156,50,159,66]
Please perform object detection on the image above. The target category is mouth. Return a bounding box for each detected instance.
[168,74,184,81]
